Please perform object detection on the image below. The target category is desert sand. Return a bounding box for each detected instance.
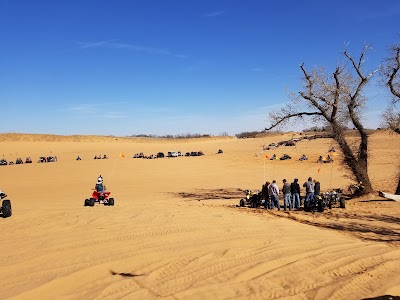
[0,131,399,300]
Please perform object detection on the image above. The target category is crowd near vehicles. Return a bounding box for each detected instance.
[186,151,204,156]
[0,191,12,218]
[0,156,49,164]
[238,189,346,213]
[167,151,181,157]
[132,151,205,158]
[84,190,115,206]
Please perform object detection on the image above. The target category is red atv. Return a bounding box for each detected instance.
[84,191,115,206]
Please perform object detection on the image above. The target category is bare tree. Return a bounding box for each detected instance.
[266,46,379,194]
[381,41,400,194]
[381,43,400,134]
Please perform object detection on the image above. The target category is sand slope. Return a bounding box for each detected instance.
[0,132,399,299]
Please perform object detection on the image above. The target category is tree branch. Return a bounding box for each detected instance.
[332,67,341,119]
[265,111,323,131]
[299,64,332,121]
[388,47,400,99]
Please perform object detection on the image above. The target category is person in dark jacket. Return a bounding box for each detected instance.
[282,179,292,210]
[261,181,271,209]
[314,180,321,196]
[291,178,301,209]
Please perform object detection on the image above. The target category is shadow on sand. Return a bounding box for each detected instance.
[285,213,400,244]
[362,296,400,300]
[173,188,244,201]
[110,270,145,278]
[175,188,400,244]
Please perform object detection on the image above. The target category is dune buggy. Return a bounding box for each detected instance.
[84,190,115,206]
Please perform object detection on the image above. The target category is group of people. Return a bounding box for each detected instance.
[269,154,292,160]
[261,177,320,211]
[317,155,333,163]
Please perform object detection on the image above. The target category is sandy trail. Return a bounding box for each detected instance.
[0,132,399,299]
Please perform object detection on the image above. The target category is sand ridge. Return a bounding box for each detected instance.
[0,131,399,299]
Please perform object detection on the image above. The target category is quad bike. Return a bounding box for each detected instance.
[322,189,345,209]
[38,157,47,163]
[304,194,325,212]
[84,190,115,206]
[0,191,12,218]
[279,154,292,160]
[348,182,364,197]
[239,190,267,208]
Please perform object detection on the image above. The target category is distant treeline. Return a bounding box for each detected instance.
[127,133,213,139]
[127,126,380,140]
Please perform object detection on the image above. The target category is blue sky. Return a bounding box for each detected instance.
[0,0,399,136]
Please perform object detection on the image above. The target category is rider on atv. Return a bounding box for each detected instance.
[95,176,106,192]
[0,190,7,200]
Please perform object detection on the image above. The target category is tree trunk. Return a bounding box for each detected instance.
[332,125,373,194]
[396,177,400,195]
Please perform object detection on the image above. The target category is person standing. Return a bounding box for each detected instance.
[303,177,315,203]
[282,179,292,210]
[291,178,301,209]
[314,180,321,196]
[262,181,271,209]
[269,180,280,211]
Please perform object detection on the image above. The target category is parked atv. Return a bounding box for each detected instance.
[0,191,12,218]
[304,194,325,212]
[348,182,364,197]
[239,190,267,208]
[322,189,345,209]
[84,190,115,206]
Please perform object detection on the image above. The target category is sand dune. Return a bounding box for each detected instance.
[0,131,399,299]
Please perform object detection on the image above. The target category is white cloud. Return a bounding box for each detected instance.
[77,40,187,59]
[202,11,225,18]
